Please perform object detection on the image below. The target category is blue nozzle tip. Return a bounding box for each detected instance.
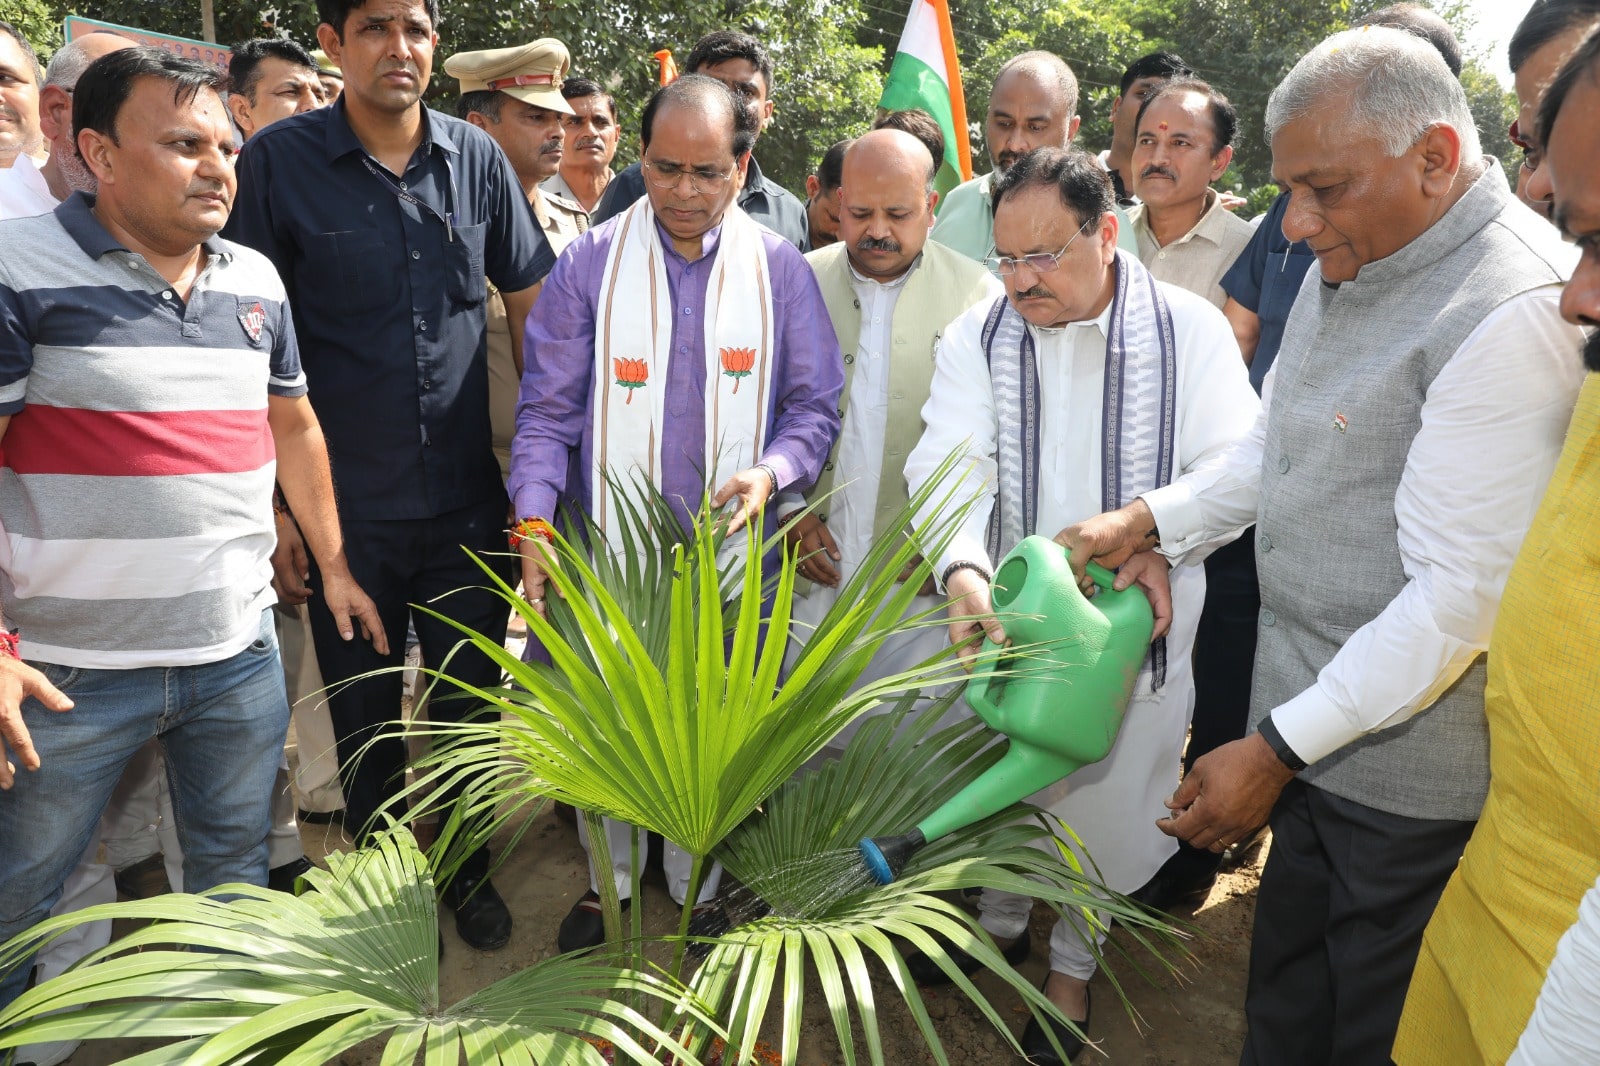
[859,838,895,885]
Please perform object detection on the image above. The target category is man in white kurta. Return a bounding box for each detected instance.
[781,131,1000,744]
[906,146,1257,1062]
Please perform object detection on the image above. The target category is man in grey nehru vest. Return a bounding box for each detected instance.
[1057,27,1587,1064]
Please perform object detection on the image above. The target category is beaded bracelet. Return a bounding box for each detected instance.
[508,517,556,550]
[941,560,992,588]
[756,462,780,496]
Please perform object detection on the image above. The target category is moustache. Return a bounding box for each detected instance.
[1013,285,1050,300]
[574,137,605,151]
[0,104,18,124]
[1141,165,1176,181]
[539,138,562,155]
[1584,325,1600,373]
[188,181,229,201]
[856,235,901,253]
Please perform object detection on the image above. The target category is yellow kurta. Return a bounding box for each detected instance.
[1395,372,1600,1064]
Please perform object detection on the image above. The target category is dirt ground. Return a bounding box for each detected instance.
[67,801,1262,1066]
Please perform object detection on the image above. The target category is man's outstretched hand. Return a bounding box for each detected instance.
[0,658,73,790]
[712,467,774,536]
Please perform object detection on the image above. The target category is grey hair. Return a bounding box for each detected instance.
[1265,26,1481,160]
[44,34,122,90]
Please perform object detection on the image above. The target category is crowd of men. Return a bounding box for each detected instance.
[0,0,1598,1063]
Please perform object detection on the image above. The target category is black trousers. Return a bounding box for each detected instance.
[1189,529,1260,773]
[307,498,516,881]
[1240,778,1476,1066]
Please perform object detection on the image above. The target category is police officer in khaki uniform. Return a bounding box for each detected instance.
[445,40,589,482]
[310,49,342,104]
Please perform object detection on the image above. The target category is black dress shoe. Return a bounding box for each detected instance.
[1020,984,1089,1065]
[556,890,631,954]
[1128,844,1221,915]
[443,875,512,951]
[268,856,317,894]
[906,926,1030,986]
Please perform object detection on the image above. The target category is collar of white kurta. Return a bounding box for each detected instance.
[981,248,1176,684]
[593,198,775,550]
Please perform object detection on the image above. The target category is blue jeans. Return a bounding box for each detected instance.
[0,608,289,1011]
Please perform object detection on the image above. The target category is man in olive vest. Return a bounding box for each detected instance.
[1058,28,1587,1063]
[780,129,998,729]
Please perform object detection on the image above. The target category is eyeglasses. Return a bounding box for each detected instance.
[985,220,1094,276]
[1508,119,1542,174]
[643,159,737,194]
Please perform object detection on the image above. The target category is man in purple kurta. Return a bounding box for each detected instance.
[508,75,842,953]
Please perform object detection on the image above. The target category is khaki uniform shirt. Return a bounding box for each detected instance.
[488,187,587,482]
[1127,187,1255,309]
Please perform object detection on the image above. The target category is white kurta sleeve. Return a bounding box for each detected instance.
[1269,288,1586,764]
[1508,872,1600,1066]
[905,305,999,582]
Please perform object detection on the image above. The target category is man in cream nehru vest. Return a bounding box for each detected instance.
[909,146,1259,1065]
[510,74,842,955]
[780,129,998,733]
[1059,28,1587,1063]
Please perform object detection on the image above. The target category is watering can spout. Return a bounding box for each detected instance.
[859,829,926,885]
[858,537,1152,884]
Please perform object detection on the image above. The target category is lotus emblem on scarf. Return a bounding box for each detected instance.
[720,346,756,393]
[613,357,648,403]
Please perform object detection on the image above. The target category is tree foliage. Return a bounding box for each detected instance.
[36,0,1509,195]
[6,0,63,60]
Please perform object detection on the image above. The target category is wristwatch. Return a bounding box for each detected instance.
[1257,716,1307,772]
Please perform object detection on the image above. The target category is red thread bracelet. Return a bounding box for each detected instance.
[0,630,20,661]
[508,517,556,550]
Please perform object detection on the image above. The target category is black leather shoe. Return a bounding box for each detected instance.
[268,856,316,894]
[1020,984,1089,1064]
[906,926,1030,987]
[443,875,512,951]
[1128,845,1221,915]
[556,890,631,954]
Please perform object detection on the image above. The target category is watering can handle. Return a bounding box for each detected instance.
[965,558,1122,718]
[1082,560,1118,592]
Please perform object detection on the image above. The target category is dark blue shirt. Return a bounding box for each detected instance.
[591,156,808,250]
[1219,191,1315,393]
[223,99,554,519]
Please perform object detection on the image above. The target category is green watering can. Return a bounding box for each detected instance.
[860,535,1154,884]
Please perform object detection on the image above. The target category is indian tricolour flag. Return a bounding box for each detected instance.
[876,0,972,206]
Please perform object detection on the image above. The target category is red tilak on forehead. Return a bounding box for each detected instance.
[1158,121,1169,131]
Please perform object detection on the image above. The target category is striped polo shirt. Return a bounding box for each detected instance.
[0,194,307,669]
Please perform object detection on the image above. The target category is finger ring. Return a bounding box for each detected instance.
[531,597,544,604]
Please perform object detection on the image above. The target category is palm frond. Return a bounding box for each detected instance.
[689,698,1187,1065]
[0,828,712,1066]
[402,456,983,881]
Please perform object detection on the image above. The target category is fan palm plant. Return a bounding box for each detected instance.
[403,465,981,961]
[400,468,1182,1063]
[0,464,1182,1065]
[0,826,711,1065]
